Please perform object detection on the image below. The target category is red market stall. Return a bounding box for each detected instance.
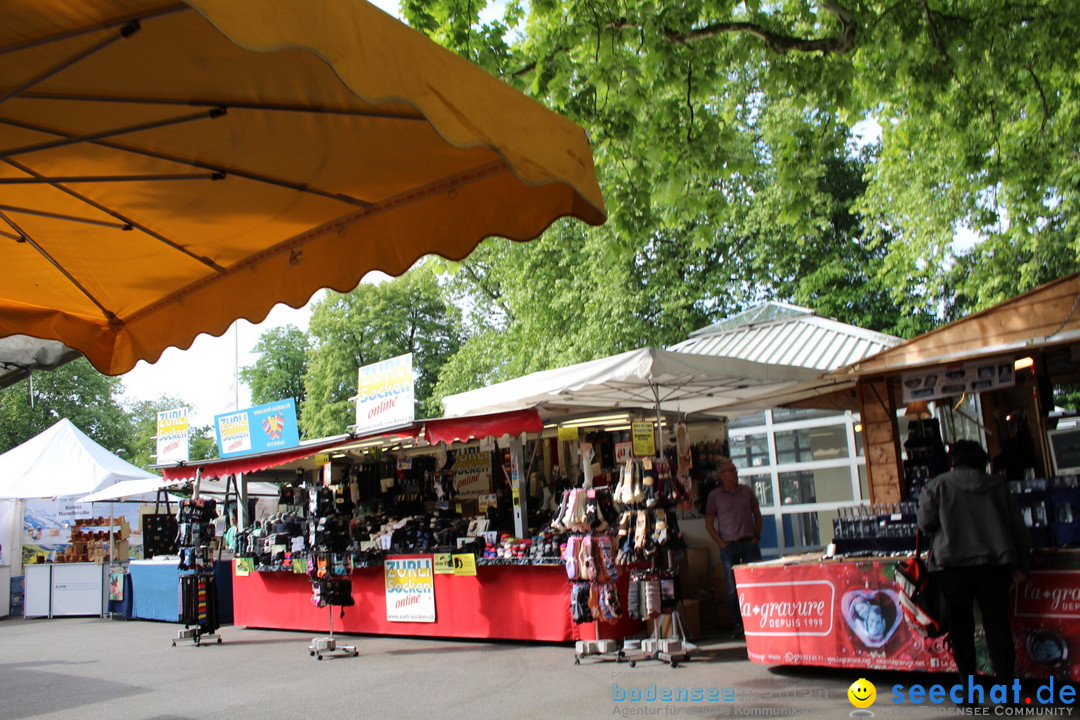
[735,550,1079,680]
[232,559,637,642]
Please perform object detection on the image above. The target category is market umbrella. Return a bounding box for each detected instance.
[0,0,606,376]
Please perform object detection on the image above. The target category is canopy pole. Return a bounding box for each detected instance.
[653,384,666,461]
[509,434,528,538]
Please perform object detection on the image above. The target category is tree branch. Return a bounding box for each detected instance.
[1026,64,1050,134]
[610,1,857,55]
[920,0,951,64]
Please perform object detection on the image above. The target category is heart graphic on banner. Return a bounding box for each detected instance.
[841,588,902,648]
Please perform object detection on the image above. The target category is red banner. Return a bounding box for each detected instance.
[737,552,1080,680]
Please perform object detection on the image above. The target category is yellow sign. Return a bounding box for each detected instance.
[235,557,254,576]
[433,553,454,574]
[632,421,656,457]
[558,425,579,442]
[452,553,477,576]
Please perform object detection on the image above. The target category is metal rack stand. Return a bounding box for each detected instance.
[621,551,696,668]
[574,620,625,665]
[308,605,357,660]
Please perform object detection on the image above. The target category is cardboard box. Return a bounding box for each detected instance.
[455,498,480,517]
[677,547,711,599]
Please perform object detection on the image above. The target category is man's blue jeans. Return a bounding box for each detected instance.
[720,540,762,624]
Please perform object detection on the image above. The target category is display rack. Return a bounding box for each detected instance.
[306,479,358,659]
[611,457,695,668]
[173,473,223,647]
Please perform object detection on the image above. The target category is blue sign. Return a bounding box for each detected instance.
[215,399,300,458]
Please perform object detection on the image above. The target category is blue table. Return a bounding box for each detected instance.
[128,560,233,623]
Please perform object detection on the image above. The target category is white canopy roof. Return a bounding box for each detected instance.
[0,418,158,499]
[441,347,825,419]
[79,477,186,504]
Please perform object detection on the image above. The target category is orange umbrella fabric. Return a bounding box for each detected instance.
[0,0,605,375]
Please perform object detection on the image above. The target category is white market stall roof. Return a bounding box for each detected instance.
[669,302,900,372]
[79,477,186,504]
[441,347,825,420]
[0,418,158,499]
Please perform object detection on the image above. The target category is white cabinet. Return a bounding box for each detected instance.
[22,563,105,617]
[23,564,51,617]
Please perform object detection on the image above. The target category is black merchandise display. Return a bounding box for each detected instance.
[173,498,221,646]
[305,482,359,659]
[142,513,179,559]
[307,484,355,610]
[903,419,948,499]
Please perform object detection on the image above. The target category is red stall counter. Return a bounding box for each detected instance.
[734,550,1080,680]
[232,559,642,643]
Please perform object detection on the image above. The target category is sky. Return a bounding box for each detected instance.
[118,298,315,428]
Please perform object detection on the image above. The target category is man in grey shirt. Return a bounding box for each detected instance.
[705,459,763,638]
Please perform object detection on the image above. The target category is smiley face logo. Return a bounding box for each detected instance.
[848,678,877,709]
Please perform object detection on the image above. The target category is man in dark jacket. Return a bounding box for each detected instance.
[917,439,1032,683]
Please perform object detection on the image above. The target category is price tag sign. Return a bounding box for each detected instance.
[632,421,656,457]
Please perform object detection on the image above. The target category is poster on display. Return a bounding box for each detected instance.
[451,448,491,497]
[22,498,144,565]
[155,407,189,464]
[384,556,436,622]
[901,355,1016,403]
[215,398,300,458]
[631,422,656,457]
[354,353,415,435]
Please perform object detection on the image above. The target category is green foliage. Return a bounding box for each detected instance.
[300,263,464,438]
[239,324,310,422]
[411,0,1080,328]
[0,359,131,456]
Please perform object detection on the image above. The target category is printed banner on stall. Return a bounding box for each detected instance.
[155,407,189,464]
[736,560,955,673]
[451,448,492,497]
[354,353,415,435]
[736,555,1080,679]
[901,355,1016,403]
[214,398,299,458]
[22,498,143,565]
[384,556,436,622]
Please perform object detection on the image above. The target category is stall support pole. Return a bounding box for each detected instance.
[510,434,528,539]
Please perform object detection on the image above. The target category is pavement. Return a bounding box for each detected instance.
[0,616,1074,720]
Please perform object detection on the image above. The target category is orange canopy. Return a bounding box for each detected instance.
[0,0,606,375]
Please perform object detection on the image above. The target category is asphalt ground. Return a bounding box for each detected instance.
[0,616,1075,720]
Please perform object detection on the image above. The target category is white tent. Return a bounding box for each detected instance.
[441,346,827,419]
[0,418,158,499]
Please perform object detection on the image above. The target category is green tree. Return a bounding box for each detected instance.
[240,324,310,415]
[0,358,131,456]
[301,264,464,437]
[405,0,1080,323]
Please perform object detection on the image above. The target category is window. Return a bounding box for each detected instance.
[778,470,817,504]
[730,432,769,468]
[782,511,821,548]
[775,426,849,464]
[747,473,774,506]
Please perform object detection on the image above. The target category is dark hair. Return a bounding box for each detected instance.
[948,439,989,470]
